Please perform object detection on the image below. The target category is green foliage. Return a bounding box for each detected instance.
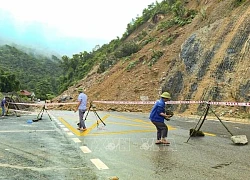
[165,0,177,6]
[0,0,200,101]
[114,41,141,58]
[58,38,122,92]
[126,60,139,71]
[157,19,176,31]
[34,80,53,100]
[0,45,61,98]
[46,94,56,100]
[155,0,197,31]
[152,50,164,60]
[171,0,186,17]
[121,0,197,40]
[157,9,197,31]
[97,55,116,74]
[161,34,179,46]
[58,0,198,92]
[200,7,207,21]
[0,67,20,92]
[59,51,95,92]
[232,0,245,7]
[121,3,156,40]
[137,30,148,41]
[121,57,131,64]
[173,16,189,26]
[140,36,155,47]
[148,50,164,67]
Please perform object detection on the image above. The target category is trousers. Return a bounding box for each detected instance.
[152,121,168,140]
[1,106,5,116]
[78,109,86,128]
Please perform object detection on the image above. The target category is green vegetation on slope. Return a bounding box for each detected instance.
[59,0,197,92]
[0,67,20,92]
[0,45,62,100]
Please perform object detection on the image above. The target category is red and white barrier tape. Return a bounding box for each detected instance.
[8,100,250,107]
[92,101,156,105]
[92,100,250,107]
[9,102,78,106]
[13,109,33,113]
[207,101,250,107]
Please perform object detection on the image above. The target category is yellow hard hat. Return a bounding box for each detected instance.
[160,92,171,99]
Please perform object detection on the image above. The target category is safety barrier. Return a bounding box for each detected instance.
[92,100,250,107]
[9,100,250,107]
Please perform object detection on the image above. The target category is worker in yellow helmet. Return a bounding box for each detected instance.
[149,92,172,145]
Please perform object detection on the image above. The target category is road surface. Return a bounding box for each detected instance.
[0,109,250,179]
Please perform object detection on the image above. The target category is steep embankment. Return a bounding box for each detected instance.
[57,0,250,119]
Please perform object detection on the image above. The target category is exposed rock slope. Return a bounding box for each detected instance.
[56,0,250,118]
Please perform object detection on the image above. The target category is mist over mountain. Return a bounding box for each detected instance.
[0,10,107,56]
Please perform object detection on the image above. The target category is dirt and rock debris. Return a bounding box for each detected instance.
[54,0,250,120]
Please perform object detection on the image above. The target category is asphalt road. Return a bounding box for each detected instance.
[0,112,97,180]
[1,109,250,180]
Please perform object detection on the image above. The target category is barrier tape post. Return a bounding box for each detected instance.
[81,101,106,127]
[186,102,234,143]
[186,103,210,143]
[33,105,52,122]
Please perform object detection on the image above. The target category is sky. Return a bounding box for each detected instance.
[0,0,160,56]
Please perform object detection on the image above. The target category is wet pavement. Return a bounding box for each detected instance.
[1,109,250,179]
[0,113,97,180]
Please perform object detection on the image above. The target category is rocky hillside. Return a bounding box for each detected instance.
[56,0,250,118]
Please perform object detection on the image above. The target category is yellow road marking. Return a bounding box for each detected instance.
[87,125,176,136]
[107,121,154,128]
[58,114,176,136]
[109,115,152,125]
[133,119,152,124]
[58,115,110,136]
[108,115,131,120]
[204,132,216,136]
[80,115,110,136]
[88,129,156,136]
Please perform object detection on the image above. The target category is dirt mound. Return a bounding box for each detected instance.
[55,0,250,120]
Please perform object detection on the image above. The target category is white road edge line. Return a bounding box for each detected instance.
[67,132,74,136]
[90,158,109,170]
[62,128,69,132]
[72,138,81,143]
[80,146,92,153]
[0,130,55,133]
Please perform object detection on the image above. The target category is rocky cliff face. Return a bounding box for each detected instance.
[57,0,250,118]
[164,1,250,116]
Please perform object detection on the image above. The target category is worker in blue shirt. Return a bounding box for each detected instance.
[149,92,172,144]
[1,97,7,117]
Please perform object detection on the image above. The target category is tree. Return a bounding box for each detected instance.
[0,69,20,93]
